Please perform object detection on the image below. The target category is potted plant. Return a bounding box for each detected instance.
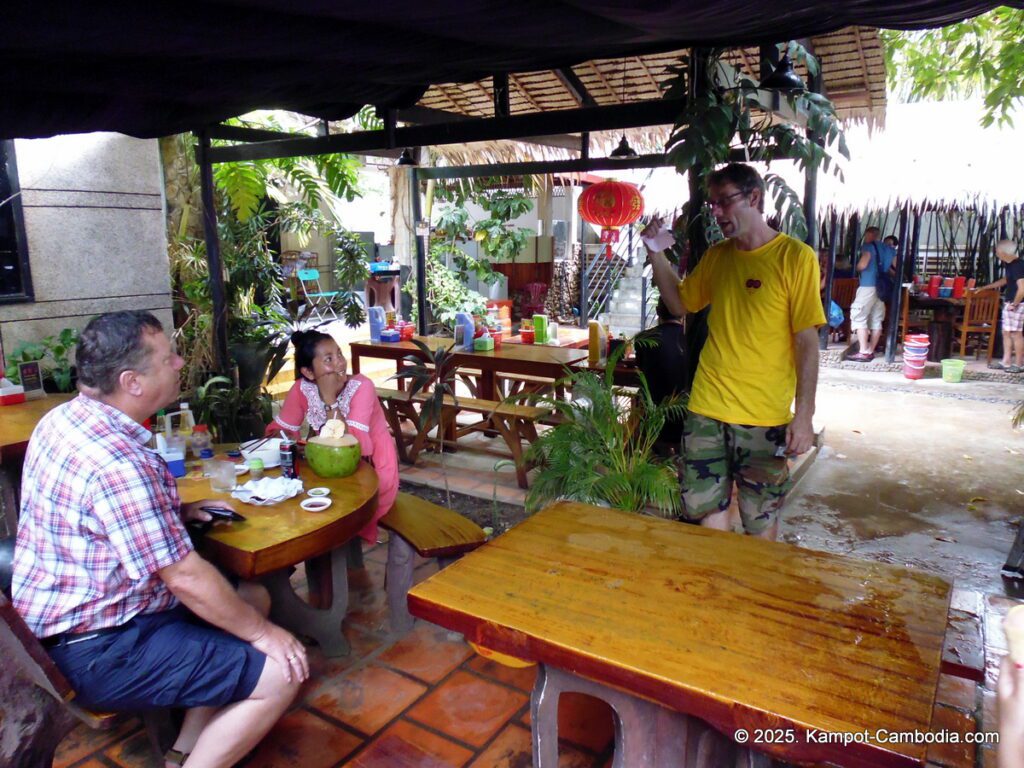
[516,343,687,516]
[192,375,273,444]
[3,328,80,393]
[391,339,460,508]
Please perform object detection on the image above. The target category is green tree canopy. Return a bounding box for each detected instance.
[882,6,1024,127]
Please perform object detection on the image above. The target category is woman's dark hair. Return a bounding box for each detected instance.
[77,311,164,394]
[292,330,335,380]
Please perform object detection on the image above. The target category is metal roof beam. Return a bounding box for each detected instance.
[207,98,685,163]
[396,106,583,152]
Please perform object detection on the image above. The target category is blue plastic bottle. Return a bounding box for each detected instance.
[368,306,386,342]
[455,311,476,350]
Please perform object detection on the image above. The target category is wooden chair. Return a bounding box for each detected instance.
[953,289,1000,361]
[0,593,174,766]
[829,277,858,342]
[380,492,487,633]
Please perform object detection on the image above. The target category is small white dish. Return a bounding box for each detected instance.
[307,487,331,497]
[234,464,249,476]
[300,497,333,512]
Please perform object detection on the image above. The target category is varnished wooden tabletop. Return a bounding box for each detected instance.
[178,460,378,580]
[0,393,75,453]
[408,501,952,768]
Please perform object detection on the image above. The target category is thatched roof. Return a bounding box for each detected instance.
[421,27,886,164]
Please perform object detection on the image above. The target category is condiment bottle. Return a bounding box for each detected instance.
[247,458,264,480]
[190,424,212,458]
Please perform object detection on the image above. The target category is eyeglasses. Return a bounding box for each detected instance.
[705,190,747,211]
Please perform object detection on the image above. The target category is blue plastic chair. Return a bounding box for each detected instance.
[297,268,340,321]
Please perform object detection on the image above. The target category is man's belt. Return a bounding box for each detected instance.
[41,623,127,648]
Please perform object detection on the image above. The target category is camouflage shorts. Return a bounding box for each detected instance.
[679,411,792,534]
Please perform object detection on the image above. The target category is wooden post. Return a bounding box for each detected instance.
[884,204,910,363]
[819,210,838,350]
[411,162,429,336]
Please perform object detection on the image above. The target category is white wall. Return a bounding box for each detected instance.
[0,133,172,360]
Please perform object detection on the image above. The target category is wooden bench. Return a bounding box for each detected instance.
[0,593,173,766]
[377,387,551,489]
[379,492,487,633]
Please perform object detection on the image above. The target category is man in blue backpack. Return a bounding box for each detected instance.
[849,226,896,361]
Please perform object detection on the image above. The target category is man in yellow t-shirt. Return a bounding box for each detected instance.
[645,163,825,540]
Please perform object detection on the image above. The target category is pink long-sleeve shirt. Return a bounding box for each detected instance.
[269,374,398,542]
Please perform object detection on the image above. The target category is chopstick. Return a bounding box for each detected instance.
[243,436,272,453]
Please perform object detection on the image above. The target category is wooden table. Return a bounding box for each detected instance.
[409,502,952,768]
[349,336,588,400]
[0,394,75,535]
[178,460,378,656]
[0,393,74,455]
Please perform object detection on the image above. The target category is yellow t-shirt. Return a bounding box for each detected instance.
[678,233,825,427]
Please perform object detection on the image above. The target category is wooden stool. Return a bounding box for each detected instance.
[380,492,487,633]
[0,593,173,767]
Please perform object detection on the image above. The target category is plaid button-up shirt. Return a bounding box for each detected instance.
[13,394,193,637]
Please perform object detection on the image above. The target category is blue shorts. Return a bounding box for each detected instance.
[47,606,265,711]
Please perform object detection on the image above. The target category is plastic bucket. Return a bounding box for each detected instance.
[903,362,926,380]
[941,358,965,383]
[905,334,930,345]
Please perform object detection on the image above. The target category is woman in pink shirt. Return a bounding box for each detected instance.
[266,330,398,543]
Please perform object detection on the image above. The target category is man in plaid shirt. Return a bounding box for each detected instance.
[13,311,308,768]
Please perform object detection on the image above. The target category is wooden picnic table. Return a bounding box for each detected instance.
[178,458,378,656]
[409,501,952,768]
[349,336,588,399]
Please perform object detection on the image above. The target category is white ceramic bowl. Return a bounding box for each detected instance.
[240,438,282,469]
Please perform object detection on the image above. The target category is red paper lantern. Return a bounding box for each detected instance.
[577,179,644,257]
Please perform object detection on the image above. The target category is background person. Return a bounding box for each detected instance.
[644,163,824,541]
[978,240,1024,373]
[635,298,687,453]
[12,311,306,768]
[849,226,896,361]
[268,330,398,542]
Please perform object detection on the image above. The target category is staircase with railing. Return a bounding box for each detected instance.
[578,224,658,335]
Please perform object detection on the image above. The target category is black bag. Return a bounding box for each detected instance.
[873,243,895,302]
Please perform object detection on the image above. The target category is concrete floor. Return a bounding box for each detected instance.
[784,368,1024,596]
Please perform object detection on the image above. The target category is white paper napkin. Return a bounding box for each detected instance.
[231,476,304,506]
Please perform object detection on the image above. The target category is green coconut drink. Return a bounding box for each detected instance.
[305,419,361,478]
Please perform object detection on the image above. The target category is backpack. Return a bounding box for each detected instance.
[872,242,895,302]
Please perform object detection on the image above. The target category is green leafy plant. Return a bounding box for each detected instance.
[664,44,849,241]
[391,339,460,507]
[882,8,1024,127]
[166,119,364,388]
[332,228,371,327]
[515,343,687,516]
[403,200,498,331]
[3,328,79,391]
[473,191,535,263]
[3,340,46,384]
[192,375,273,444]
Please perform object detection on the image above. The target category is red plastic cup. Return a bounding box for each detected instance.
[520,329,535,344]
[952,276,966,299]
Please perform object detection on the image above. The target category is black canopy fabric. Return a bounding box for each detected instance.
[3,1,1019,140]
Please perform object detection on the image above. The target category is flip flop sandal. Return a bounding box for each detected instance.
[988,361,1006,370]
[165,749,189,766]
[849,352,873,362]
[1007,366,1024,374]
